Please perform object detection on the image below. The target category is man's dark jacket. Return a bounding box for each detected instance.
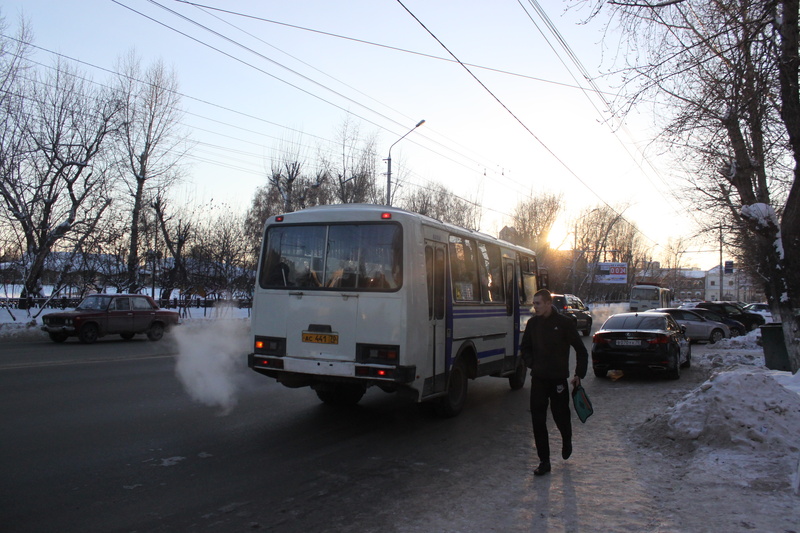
[520,305,589,380]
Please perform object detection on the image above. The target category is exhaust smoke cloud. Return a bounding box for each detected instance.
[173,317,250,415]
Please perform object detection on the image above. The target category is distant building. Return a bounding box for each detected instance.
[670,269,707,302]
[705,264,763,302]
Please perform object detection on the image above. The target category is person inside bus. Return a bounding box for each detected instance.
[520,289,589,476]
[267,260,292,286]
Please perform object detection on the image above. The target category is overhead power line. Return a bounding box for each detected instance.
[394,0,660,246]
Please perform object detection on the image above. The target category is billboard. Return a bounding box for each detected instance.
[594,262,628,284]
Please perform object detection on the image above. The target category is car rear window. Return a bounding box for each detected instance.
[603,315,665,330]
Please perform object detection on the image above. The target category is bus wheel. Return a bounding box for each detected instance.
[509,358,527,390]
[316,384,365,406]
[436,358,468,418]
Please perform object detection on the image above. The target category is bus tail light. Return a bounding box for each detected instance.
[355,366,394,378]
[254,336,286,355]
[253,357,284,370]
[354,364,416,383]
[357,344,400,364]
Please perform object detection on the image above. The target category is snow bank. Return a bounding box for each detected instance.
[666,365,800,452]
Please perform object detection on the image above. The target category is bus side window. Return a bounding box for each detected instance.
[449,236,479,302]
[478,242,504,303]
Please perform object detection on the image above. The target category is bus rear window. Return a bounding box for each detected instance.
[259,223,402,291]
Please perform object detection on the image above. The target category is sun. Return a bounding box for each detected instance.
[546,218,572,250]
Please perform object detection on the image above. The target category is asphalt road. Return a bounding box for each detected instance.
[0,332,713,532]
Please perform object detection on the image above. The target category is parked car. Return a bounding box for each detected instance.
[693,301,765,332]
[647,308,730,344]
[684,307,746,337]
[592,312,691,379]
[743,302,777,323]
[551,293,592,336]
[41,294,180,344]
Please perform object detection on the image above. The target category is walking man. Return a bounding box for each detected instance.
[520,289,589,476]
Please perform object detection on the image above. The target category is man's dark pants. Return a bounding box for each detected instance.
[530,376,572,463]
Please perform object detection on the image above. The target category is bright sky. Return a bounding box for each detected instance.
[1,0,722,269]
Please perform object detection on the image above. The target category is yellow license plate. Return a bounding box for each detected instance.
[302,332,339,344]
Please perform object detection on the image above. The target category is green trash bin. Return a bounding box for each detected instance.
[760,324,791,371]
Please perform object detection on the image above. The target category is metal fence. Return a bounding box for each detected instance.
[2,297,253,310]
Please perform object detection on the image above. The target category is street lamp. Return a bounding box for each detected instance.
[386,119,425,206]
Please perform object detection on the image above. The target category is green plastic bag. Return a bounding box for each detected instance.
[572,384,594,423]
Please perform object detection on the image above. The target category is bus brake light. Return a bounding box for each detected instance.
[381,212,392,219]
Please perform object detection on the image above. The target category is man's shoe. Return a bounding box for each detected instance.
[562,441,572,460]
[533,462,551,476]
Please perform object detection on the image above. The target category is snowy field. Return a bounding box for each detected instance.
[4,302,800,503]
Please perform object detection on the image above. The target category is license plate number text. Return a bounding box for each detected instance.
[302,332,339,344]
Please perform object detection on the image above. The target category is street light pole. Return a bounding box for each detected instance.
[386,119,425,206]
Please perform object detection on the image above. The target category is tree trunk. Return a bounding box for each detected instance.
[126,177,145,293]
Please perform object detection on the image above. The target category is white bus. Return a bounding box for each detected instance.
[247,204,541,417]
[629,284,672,311]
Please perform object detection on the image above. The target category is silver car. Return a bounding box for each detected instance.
[743,302,777,323]
[647,308,730,344]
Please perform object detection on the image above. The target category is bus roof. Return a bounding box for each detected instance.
[269,204,536,256]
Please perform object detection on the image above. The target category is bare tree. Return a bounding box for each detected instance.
[152,191,195,301]
[581,0,800,370]
[115,52,188,293]
[508,192,564,274]
[192,206,251,298]
[0,40,119,306]
[569,205,644,300]
[510,193,563,249]
[244,145,331,256]
[401,182,481,230]
[321,117,380,204]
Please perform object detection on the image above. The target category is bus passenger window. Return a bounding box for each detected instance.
[478,242,504,303]
[449,236,479,302]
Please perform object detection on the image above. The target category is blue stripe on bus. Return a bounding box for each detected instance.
[452,309,509,319]
[477,348,506,359]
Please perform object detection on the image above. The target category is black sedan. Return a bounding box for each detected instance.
[592,312,691,379]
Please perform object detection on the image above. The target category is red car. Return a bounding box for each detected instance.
[41,294,180,344]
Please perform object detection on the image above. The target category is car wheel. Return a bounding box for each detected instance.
[315,384,366,406]
[120,332,135,340]
[48,332,68,343]
[593,367,607,378]
[78,323,99,344]
[509,357,527,390]
[435,357,468,418]
[730,327,744,337]
[709,329,724,344]
[146,323,164,341]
